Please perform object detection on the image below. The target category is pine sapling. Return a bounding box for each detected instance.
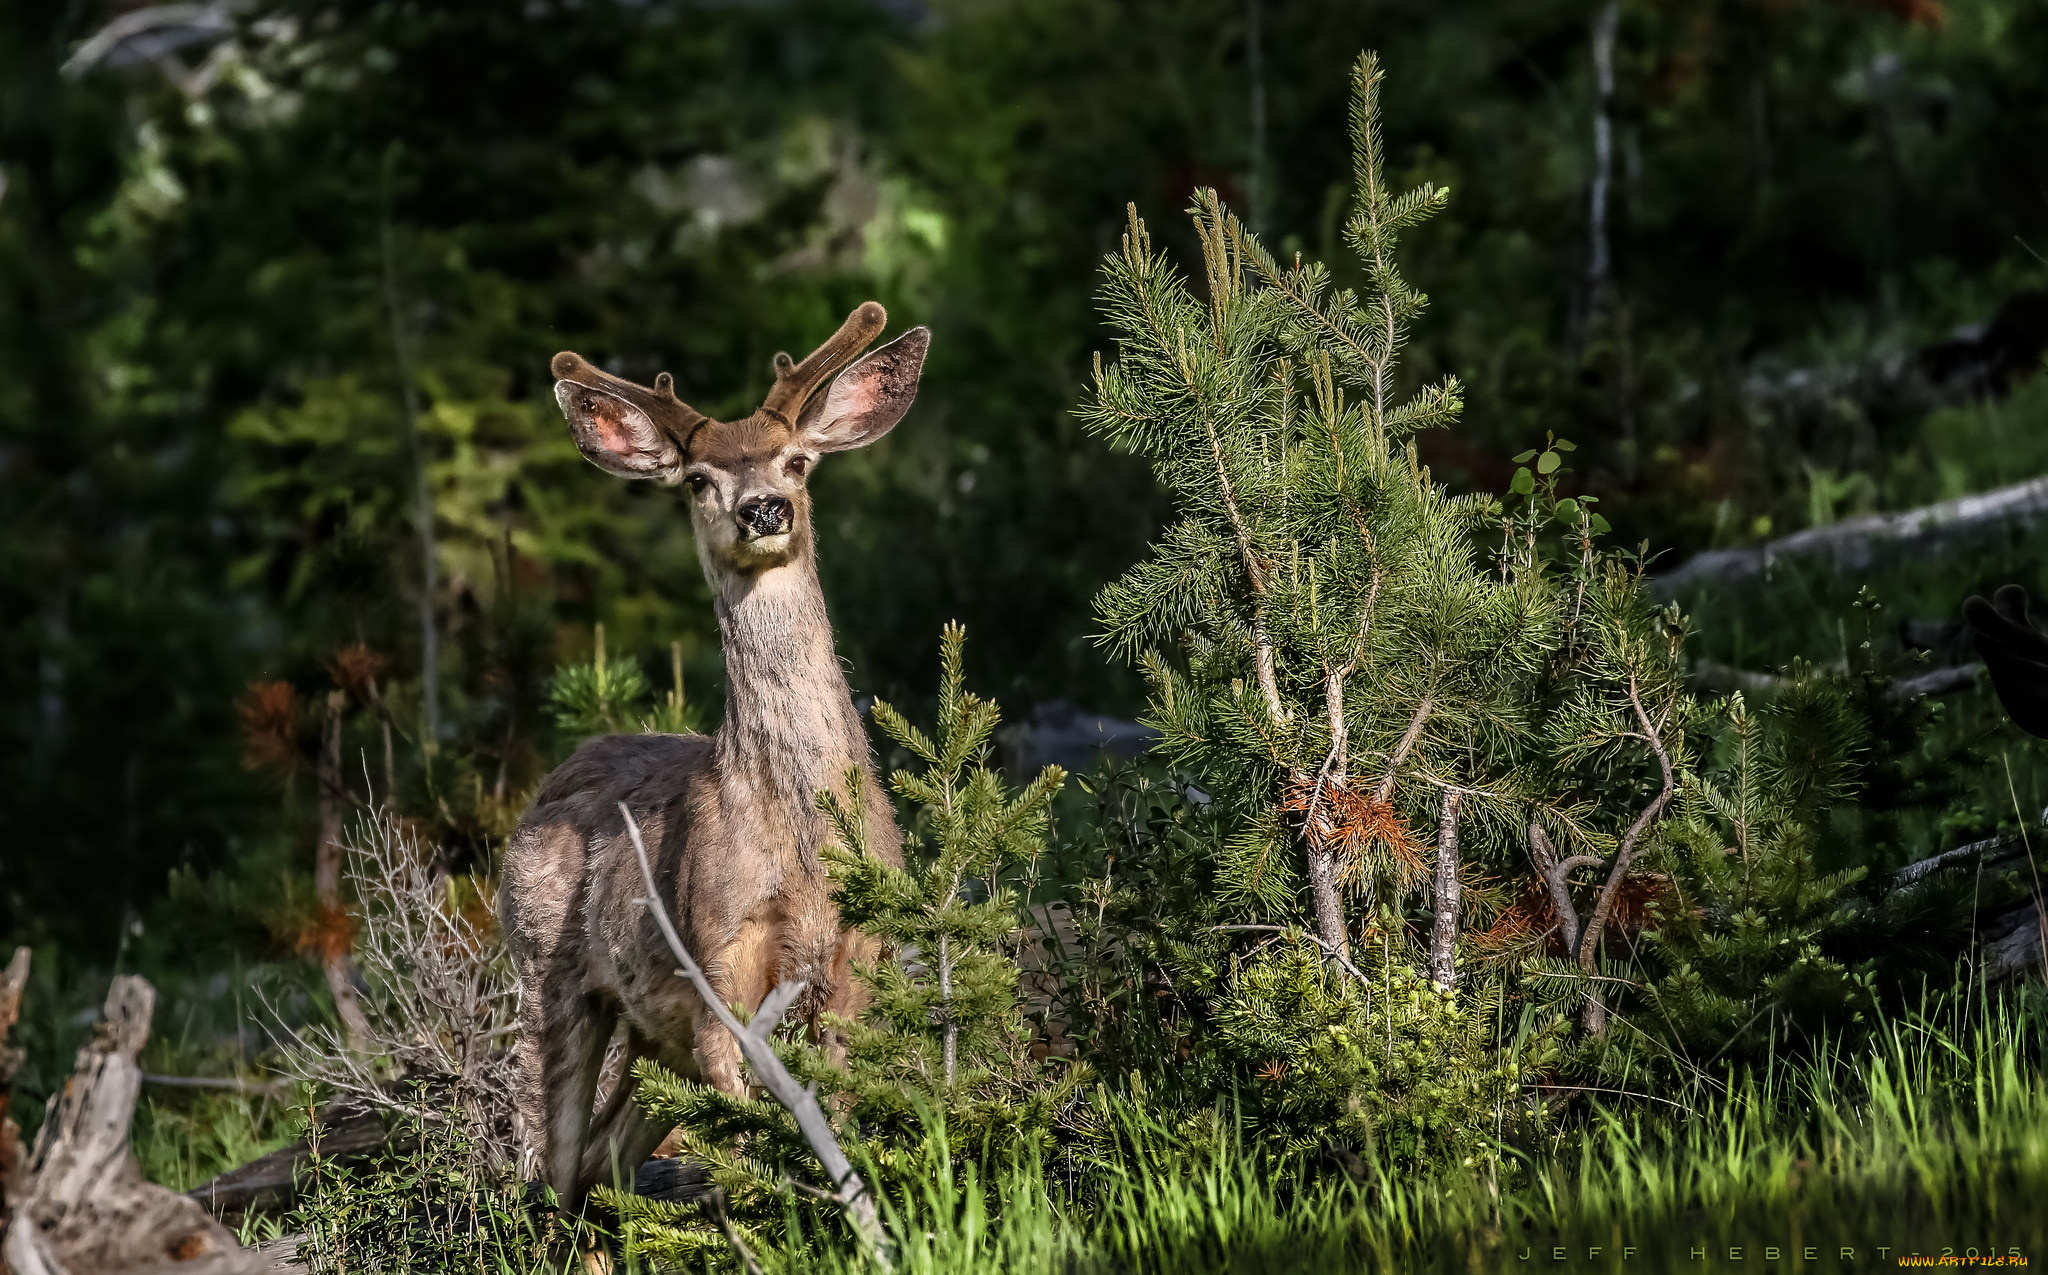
[1085,52,1554,982]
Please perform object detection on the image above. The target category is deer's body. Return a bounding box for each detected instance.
[502,304,924,1201]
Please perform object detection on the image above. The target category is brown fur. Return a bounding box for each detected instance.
[501,305,925,1200]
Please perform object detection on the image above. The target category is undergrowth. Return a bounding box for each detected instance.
[272,980,2044,1272]
[796,981,2048,1274]
[284,1086,628,1274]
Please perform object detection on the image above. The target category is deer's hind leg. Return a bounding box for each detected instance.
[517,984,616,1205]
[504,825,615,1204]
[575,1025,693,1195]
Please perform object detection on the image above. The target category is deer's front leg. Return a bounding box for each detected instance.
[814,926,881,1069]
[693,912,781,1095]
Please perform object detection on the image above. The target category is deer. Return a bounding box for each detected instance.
[501,302,923,1204]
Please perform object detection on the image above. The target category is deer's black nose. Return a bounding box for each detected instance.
[736,495,793,538]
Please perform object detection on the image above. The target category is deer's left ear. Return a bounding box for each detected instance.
[800,327,929,453]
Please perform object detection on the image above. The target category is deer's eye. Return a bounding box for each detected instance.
[786,454,810,478]
[687,474,710,495]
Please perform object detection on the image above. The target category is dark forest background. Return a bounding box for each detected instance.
[5,0,2047,970]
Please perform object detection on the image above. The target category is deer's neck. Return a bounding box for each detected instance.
[711,553,870,864]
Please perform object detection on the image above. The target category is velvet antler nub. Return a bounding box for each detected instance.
[760,302,888,421]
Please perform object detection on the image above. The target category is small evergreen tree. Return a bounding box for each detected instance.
[814,622,1076,1149]
[606,626,1076,1268]
[1642,676,1871,1058]
[546,625,701,740]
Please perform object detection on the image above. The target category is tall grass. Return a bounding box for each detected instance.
[269,981,2046,1271]
[791,983,2048,1273]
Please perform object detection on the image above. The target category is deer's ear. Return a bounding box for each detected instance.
[555,378,683,479]
[800,326,929,453]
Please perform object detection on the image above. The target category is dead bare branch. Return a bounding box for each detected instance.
[1527,822,1583,957]
[1373,696,1434,803]
[141,1074,289,1097]
[1576,673,1679,1034]
[619,803,892,1270]
[271,810,520,1170]
[1212,924,1372,986]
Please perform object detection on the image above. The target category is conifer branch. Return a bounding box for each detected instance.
[1205,417,1288,725]
[1240,233,1382,376]
[1575,674,1678,1034]
[1349,54,1398,436]
[1374,696,1434,803]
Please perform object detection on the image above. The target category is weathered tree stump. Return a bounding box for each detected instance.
[0,947,30,1233]
[2,975,261,1275]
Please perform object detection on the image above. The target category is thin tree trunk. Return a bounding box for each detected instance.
[1587,1,1619,303]
[380,153,439,745]
[1429,789,1465,989]
[1303,850,1349,965]
[1246,0,1268,237]
[1297,557,1385,965]
[317,691,372,1050]
[1301,669,1354,962]
[937,933,957,1088]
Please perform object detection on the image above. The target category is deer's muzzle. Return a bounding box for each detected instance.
[736,495,794,539]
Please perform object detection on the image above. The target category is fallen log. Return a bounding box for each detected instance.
[1,975,261,1275]
[1893,829,2036,890]
[1981,896,2048,983]
[1687,659,1981,702]
[1885,830,2048,981]
[1657,474,2048,596]
[185,1104,391,1226]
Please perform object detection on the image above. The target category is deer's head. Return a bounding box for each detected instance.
[551,302,928,584]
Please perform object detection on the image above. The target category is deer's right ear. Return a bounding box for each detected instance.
[553,353,684,480]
